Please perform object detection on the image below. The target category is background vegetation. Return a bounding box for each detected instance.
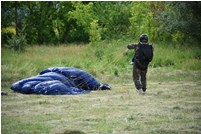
[1,1,201,46]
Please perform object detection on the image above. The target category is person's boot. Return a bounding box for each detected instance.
[139,89,145,95]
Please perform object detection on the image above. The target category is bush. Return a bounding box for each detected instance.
[6,33,27,52]
[89,20,101,44]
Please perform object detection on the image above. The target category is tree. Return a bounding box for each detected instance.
[93,2,131,39]
[157,1,201,43]
[53,1,75,43]
[1,1,26,35]
[1,1,30,48]
[3,1,200,46]
[129,2,160,41]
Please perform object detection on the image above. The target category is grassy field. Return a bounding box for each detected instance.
[1,42,201,134]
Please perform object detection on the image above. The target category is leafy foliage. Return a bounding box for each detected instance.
[6,32,27,52]
[157,2,201,43]
[6,26,27,52]
[1,1,201,46]
[89,20,101,44]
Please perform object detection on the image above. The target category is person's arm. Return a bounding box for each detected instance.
[127,44,137,49]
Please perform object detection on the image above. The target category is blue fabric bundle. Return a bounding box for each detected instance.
[40,67,100,90]
[11,67,109,95]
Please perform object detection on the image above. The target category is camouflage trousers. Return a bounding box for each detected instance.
[132,65,147,91]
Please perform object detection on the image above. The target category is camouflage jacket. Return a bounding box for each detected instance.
[127,42,154,52]
[127,42,154,70]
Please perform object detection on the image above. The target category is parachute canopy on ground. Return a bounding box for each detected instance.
[11,67,111,95]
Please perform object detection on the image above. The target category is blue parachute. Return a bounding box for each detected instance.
[11,67,111,95]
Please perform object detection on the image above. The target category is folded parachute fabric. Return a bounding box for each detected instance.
[11,67,111,95]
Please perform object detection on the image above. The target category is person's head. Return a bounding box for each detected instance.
[140,34,148,42]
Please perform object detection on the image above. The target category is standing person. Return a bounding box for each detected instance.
[127,34,154,95]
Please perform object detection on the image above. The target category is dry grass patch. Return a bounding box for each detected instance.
[2,72,201,134]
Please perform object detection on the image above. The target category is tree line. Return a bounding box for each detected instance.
[1,1,201,46]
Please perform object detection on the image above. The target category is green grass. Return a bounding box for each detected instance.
[1,42,201,134]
